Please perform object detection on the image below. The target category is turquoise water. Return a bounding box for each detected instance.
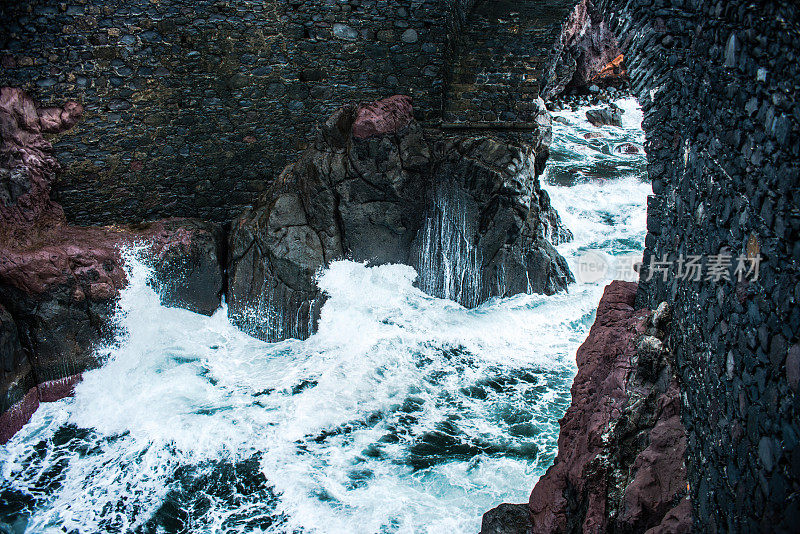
[0,99,649,534]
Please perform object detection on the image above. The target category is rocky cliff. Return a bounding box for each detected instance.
[227,95,574,341]
[1,89,575,440]
[0,88,226,443]
[482,281,691,534]
[542,0,626,99]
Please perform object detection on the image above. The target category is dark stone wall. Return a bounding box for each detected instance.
[0,0,450,224]
[443,0,574,124]
[2,0,799,529]
[596,0,800,530]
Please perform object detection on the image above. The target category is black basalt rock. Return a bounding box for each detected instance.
[586,104,624,128]
[146,219,226,316]
[227,96,574,342]
[481,503,533,534]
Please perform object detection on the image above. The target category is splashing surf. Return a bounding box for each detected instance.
[0,97,650,534]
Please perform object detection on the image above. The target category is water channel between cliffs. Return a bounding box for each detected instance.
[1,98,649,534]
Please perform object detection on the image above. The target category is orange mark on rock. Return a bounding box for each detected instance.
[746,233,760,259]
[594,54,627,81]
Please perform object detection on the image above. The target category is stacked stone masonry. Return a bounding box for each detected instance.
[443,0,574,125]
[2,0,800,531]
[597,0,800,531]
[0,0,450,224]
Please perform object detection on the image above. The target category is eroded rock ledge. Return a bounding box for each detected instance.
[227,95,573,341]
[482,281,692,534]
[0,88,225,443]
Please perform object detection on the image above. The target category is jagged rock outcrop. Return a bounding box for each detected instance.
[228,95,573,341]
[586,104,624,128]
[482,282,691,534]
[0,87,81,236]
[0,219,225,443]
[542,0,625,99]
[142,219,226,316]
[0,88,226,442]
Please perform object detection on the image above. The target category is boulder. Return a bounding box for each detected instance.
[586,104,624,127]
[352,94,414,139]
[228,95,573,341]
[140,219,226,316]
[644,498,693,534]
[615,142,640,154]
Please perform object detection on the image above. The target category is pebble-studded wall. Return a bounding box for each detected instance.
[443,0,575,125]
[0,0,450,224]
[596,0,800,530]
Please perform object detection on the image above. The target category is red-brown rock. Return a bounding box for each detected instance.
[352,95,414,139]
[482,281,692,533]
[0,373,83,445]
[645,498,693,534]
[0,386,38,444]
[0,88,225,443]
[0,87,81,239]
[543,0,626,98]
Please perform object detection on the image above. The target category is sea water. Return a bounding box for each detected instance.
[0,98,649,534]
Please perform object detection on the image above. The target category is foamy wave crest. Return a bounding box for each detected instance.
[1,97,649,534]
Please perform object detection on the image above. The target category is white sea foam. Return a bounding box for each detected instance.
[0,98,649,534]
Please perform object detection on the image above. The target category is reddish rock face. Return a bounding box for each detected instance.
[0,88,225,443]
[0,373,83,445]
[482,281,692,533]
[0,221,222,304]
[595,53,627,83]
[0,386,38,445]
[530,281,689,533]
[352,94,414,139]
[0,87,82,240]
[543,0,626,98]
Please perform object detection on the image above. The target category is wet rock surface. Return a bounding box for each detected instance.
[0,89,226,441]
[586,103,624,128]
[141,219,226,316]
[227,96,573,341]
[0,219,225,443]
[483,282,691,533]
